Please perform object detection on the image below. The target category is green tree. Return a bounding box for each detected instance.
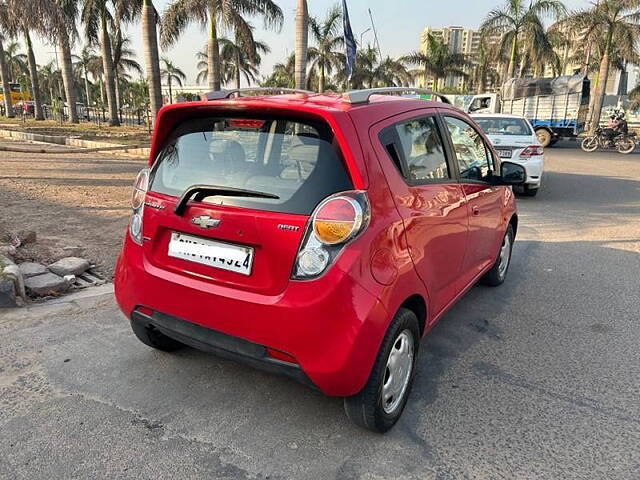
[112,32,143,110]
[307,4,344,93]
[81,0,120,125]
[260,53,295,88]
[480,0,566,79]
[4,41,27,81]
[160,57,186,103]
[74,45,99,105]
[161,0,282,92]
[0,33,14,117]
[559,0,640,133]
[219,34,269,89]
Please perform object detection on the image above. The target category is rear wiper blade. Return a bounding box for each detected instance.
[174,184,280,215]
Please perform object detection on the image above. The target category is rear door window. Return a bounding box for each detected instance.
[379,115,451,183]
[150,117,353,215]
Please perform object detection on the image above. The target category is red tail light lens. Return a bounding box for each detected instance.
[131,168,149,210]
[520,145,544,157]
[313,196,363,245]
[130,168,149,245]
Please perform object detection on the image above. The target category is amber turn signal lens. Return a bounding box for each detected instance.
[312,196,362,245]
[314,220,356,244]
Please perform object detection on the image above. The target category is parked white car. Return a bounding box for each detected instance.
[472,114,544,197]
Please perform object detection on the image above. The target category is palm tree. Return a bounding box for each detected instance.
[307,4,344,93]
[74,45,99,105]
[46,0,80,123]
[260,53,295,88]
[518,18,560,77]
[195,48,209,85]
[480,0,566,79]
[4,41,26,81]
[81,0,120,125]
[560,0,640,134]
[372,56,412,88]
[470,35,500,93]
[160,57,186,104]
[295,0,308,90]
[161,0,282,92]
[219,34,269,89]
[140,0,162,120]
[402,33,469,91]
[0,0,50,120]
[0,33,14,117]
[112,33,142,110]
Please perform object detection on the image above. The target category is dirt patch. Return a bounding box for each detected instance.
[0,139,146,277]
[0,120,151,147]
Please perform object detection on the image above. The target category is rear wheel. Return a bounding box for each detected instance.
[130,318,184,352]
[581,136,599,152]
[616,137,636,154]
[344,308,419,433]
[480,224,514,287]
[536,129,552,148]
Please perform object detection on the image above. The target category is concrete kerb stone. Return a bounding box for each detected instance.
[0,128,151,158]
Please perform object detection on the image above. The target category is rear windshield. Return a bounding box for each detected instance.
[474,117,532,136]
[149,116,353,215]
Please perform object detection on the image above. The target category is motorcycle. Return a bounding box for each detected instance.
[581,128,637,154]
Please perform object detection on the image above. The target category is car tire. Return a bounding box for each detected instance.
[130,318,184,352]
[536,129,552,148]
[523,185,539,197]
[344,308,420,433]
[480,224,515,287]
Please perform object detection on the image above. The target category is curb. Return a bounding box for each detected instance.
[0,129,150,158]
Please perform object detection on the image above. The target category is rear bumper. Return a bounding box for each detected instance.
[131,309,316,389]
[511,155,544,186]
[115,235,390,396]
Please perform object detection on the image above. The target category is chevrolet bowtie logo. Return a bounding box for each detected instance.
[191,216,221,229]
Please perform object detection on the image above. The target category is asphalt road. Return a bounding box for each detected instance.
[1,142,639,479]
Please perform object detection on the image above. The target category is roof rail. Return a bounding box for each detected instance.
[342,87,451,105]
[200,88,314,101]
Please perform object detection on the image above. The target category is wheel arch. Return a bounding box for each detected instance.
[509,213,519,237]
[399,294,427,337]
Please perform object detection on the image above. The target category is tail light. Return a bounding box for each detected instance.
[292,191,369,280]
[520,145,544,158]
[130,168,149,245]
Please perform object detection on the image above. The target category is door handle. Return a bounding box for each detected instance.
[472,205,480,216]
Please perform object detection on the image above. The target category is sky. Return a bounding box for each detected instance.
[32,0,591,86]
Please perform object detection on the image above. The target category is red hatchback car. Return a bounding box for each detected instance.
[115,87,526,432]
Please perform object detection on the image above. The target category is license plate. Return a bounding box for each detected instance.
[497,149,512,158]
[168,232,254,275]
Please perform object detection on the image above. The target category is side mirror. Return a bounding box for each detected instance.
[500,161,526,185]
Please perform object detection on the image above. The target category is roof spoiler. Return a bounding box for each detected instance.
[200,88,314,101]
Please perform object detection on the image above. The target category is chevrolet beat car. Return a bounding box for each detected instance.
[114,87,526,433]
[472,113,544,197]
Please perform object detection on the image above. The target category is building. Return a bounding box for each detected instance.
[419,26,481,91]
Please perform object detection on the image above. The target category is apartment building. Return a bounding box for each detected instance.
[419,26,480,91]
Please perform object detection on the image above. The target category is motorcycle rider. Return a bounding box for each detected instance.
[604,111,626,145]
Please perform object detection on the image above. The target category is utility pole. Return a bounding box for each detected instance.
[368,9,383,61]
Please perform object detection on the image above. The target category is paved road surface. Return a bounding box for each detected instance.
[1,142,639,479]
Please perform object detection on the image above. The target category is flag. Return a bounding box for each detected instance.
[342,0,356,79]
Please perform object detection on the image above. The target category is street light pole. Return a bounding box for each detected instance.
[359,28,371,47]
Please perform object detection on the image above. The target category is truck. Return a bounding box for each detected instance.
[444,75,591,147]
